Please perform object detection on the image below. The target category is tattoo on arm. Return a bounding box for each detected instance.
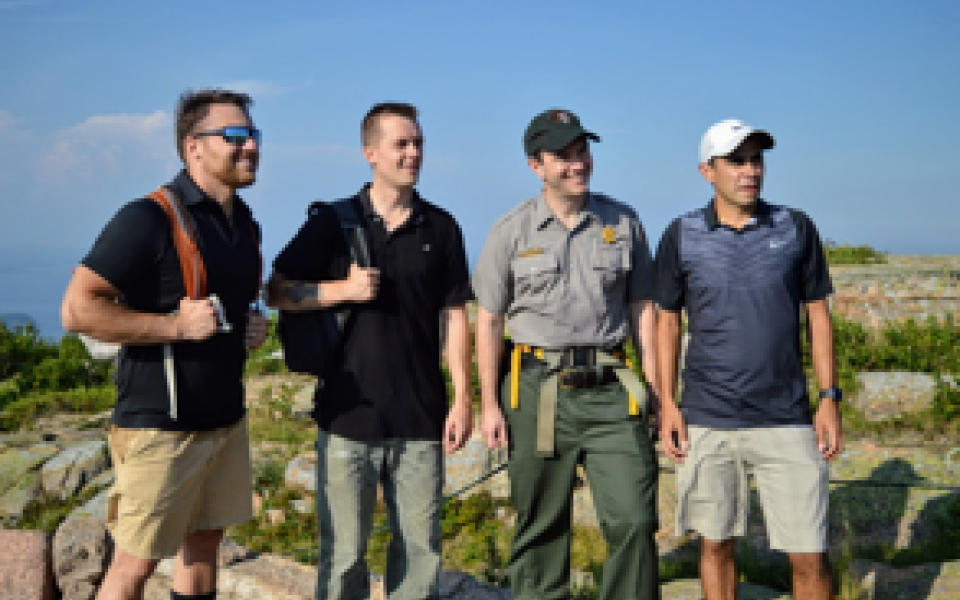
[283,282,318,305]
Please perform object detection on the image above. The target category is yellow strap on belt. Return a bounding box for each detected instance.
[625,357,639,416]
[510,344,522,409]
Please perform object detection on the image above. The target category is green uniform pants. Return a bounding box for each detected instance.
[501,362,660,600]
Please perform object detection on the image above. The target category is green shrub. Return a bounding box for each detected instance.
[0,322,112,406]
[245,313,288,376]
[0,385,115,431]
[824,241,887,265]
[804,314,959,392]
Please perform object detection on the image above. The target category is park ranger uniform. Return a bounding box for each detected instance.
[473,111,659,600]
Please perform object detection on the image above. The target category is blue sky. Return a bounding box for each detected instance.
[1,0,957,275]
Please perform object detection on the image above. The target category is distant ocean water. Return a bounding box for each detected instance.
[0,249,79,341]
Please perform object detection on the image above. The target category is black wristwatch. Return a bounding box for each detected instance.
[818,387,843,402]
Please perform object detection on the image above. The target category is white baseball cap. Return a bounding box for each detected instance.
[699,119,775,163]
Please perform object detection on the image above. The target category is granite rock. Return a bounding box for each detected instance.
[52,517,112,600]
[0,529,55,600]
[851,372,940,421]
[41,440,109,501]
[284,451,316,493]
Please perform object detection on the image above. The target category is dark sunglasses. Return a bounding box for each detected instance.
[193,126,261,146]
[721,153,764,167]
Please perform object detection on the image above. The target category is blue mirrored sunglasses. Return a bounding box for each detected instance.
[193,126,261,146]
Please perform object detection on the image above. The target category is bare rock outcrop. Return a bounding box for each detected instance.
[0,529,55,600]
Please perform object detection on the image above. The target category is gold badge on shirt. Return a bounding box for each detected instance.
[519,247,545,257]
[602,226,617,244]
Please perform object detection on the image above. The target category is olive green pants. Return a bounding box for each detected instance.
[502,363,660,600]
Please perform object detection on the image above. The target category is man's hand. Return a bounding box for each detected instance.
[176,298,219,341]
[443,399,474,454]
[481,404,508,449]
[344,263,380,303]
[659,402,689,464]
[814,398,844,461]
[245,309,268,349]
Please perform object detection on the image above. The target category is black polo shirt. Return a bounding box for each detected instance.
[273,184,473,442]
[82,170,261,431]
[653,199,833,428]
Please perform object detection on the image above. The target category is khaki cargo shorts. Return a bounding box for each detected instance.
[676,425,829,553]
[106,416,253,560]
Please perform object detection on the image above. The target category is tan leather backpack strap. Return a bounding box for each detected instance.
[149,187,206,300]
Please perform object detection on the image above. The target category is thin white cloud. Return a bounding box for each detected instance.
[216,80,297,98]
[37,110,176,183]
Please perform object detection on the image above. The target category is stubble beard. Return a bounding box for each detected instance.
[216,156,258,190]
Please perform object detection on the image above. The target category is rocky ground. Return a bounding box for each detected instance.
[1,255,958,599]
[831,255,959,327]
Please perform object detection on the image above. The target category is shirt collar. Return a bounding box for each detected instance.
[705,198,773,230]
[356,183,426,226]
[169,169,229,207]
[533,193,600,230]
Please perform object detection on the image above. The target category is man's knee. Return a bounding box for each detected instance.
[789,552,830,578]
[180,529,224,562]
[106,548,160,585]
[701,537,735,558]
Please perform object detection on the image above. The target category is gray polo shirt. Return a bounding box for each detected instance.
[473,193,654,349]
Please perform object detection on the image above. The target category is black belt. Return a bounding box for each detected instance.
[519,345,625,389]
[557,368,619,390]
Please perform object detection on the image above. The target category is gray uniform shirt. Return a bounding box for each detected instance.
[473,193,655,349]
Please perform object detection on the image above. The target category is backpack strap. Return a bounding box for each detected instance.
[329,198,371,268]
[148,187,206,300]
[303,198,371,331]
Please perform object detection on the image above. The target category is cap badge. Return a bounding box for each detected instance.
[602,226,617,244]
[551,110,571,124]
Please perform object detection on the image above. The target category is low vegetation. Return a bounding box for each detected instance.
[0,320,113,431]
[824,241,887,266]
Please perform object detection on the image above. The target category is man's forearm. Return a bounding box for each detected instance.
[632,300,659,394]
[656,309,682,407]
[62,267,180,345]
[476,308,505,411]
[443,306,472,405]
[266,274,348,311]
[806,299,837,389]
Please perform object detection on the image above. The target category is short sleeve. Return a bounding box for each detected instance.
[273,203,350,283]
[82,199,167,294]
[653,218,685,311]
[627,216,655,303]
[439,218,474,308]
[471,219,513,315]
[790,210,834,302]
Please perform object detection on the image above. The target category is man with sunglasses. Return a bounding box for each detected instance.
[61,89,267,600]
[267,102,473,600]
[654,119,841,600]
[473,108,660,600]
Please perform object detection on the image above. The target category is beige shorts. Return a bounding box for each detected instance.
[106,417,253,560]
[676,425,829,553]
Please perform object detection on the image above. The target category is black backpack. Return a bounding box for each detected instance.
[278,198,370,378]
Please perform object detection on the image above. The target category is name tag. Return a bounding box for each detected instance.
[519,247,544,258]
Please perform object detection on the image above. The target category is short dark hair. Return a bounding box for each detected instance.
[361,102,418,147]
[175,89,253,161]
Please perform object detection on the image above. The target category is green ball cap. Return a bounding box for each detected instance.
[523,108,601,157]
